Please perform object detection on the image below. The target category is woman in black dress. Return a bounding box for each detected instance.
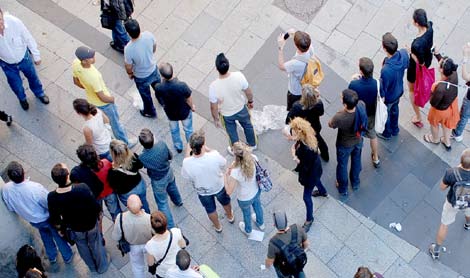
[290,117,327,233]
[407,8,434,128]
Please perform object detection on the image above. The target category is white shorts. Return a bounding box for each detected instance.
[441,200,470,226]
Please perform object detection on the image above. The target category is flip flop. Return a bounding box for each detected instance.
[412,121,424,128]
[423,134,439,144]
[440,137,451,151]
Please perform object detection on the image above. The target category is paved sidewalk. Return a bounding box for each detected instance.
[0,0,469,277]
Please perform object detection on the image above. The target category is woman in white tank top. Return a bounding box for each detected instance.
[73,98,112,160]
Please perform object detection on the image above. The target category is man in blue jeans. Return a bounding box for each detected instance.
[2,161,73,264]
[124,19,161,118]
[138,128,183,228]
[107,0,133,53]
[209,53,257,154]
[155,63,195,153]
[377,32,409,140]
[329,89,364,202]
[0,9,50,110]
[452,43,470,142]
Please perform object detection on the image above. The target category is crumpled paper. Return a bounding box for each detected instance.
[251,105,288,135]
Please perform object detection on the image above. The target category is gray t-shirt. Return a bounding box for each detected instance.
[284,47,314,96]
[124,31,157,78]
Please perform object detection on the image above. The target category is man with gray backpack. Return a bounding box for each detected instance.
[429,148,470,260]
[265,211,308,277]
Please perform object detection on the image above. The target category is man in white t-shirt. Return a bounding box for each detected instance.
[277,29,314,111]
[209,53,257,154]
[181,130,234,233]
[167,249,203,278]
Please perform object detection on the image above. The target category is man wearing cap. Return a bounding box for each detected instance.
[72,46,134,147]
[0,8,49,110]
[209,53,256,154]
[124,19,160,118]
[265,211,309,278]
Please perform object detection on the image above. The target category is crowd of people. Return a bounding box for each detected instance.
[1,1,470,277]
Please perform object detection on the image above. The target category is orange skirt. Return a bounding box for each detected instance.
[427,99,460,129]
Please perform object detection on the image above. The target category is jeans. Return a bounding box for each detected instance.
[118,179,150,213]
[150,170,182,228]
[169,111,194,151]
[99,151,113,162]
[275,267,305,278]
[129,244,147,278]
[222,106,257,146]
[99,193,121,222]
[0,51,44,102]
[73,222,109,274]
[237,190,264,233]
[336,139,363,195]
[111,20,130,49]
[98,103,128,145]
[302,186,315,222]
[30,220,73,262]
[382,98,400,137]
[134,68,161,116]
[454,97,470,136]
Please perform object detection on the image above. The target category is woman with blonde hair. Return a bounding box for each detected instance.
[286,84,329,161]
[107,139,150,212]
[224,142,264,237]
[290,117,326,232]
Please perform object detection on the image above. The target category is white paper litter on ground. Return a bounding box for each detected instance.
[251,105,288,135]
[248,229,265,241]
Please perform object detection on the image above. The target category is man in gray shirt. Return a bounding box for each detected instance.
[124,19,161,118]
[277,29,314,111]
[112,194,152,278]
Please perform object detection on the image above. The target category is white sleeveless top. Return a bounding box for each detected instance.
[83,109,111,155]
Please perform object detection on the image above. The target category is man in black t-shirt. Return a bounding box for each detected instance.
[154,63,195,153]
[429,149,470,260]
[265,211,308,278]
[48,163,109,274]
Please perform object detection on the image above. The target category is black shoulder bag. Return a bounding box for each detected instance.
[148,230,173,275]
[117,213,131,256]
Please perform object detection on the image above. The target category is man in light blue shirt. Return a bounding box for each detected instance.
[124,19,161,118]
[2,161,72,264]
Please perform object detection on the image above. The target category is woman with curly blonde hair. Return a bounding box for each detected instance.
[290,117,326,232]
[224,142,264,237]
[107,139,150,213]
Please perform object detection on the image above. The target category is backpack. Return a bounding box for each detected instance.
[451,168,470,210]
[294,55,324,87]
[272,225,307,276]
[123,0,134,18]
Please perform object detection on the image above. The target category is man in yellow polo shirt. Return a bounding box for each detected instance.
[72,46,134,147]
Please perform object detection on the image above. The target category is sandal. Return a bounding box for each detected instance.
[440,137,451,151]
[412,121,424,128]
[423,134,439,144]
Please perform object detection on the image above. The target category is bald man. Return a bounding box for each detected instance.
[112,194,152,278]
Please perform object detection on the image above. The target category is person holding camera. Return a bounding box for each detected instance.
[277,28,315,111]
[112,194,152,278]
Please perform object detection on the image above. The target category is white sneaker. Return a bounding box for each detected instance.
[249,145,258,151]
[227,146,234,156]
[251,213,265,230]
[454,135,463,142]
[128,137,138,148]
[238,222,251,237]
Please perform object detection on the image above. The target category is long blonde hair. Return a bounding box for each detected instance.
[290,117,318,151]
[109,139,134,170]
[300,84,320,110]
[232,142,255,179]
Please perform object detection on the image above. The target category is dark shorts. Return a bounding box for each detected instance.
[287,91,301,111]
[198,187,231,214]
[364,115,376,139]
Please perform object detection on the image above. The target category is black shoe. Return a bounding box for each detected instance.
[312,190,328,197]
[20,100,29,110]
[321,154,329,162]
[176,149,183,153]
[6,115,12,126]
[464,223,470,231]
[377,133,391,140]
[38,95,50,104]
[139,110,156,118]
[110,41,124,53]
[302,220,313,233]
[429,243,440,260]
